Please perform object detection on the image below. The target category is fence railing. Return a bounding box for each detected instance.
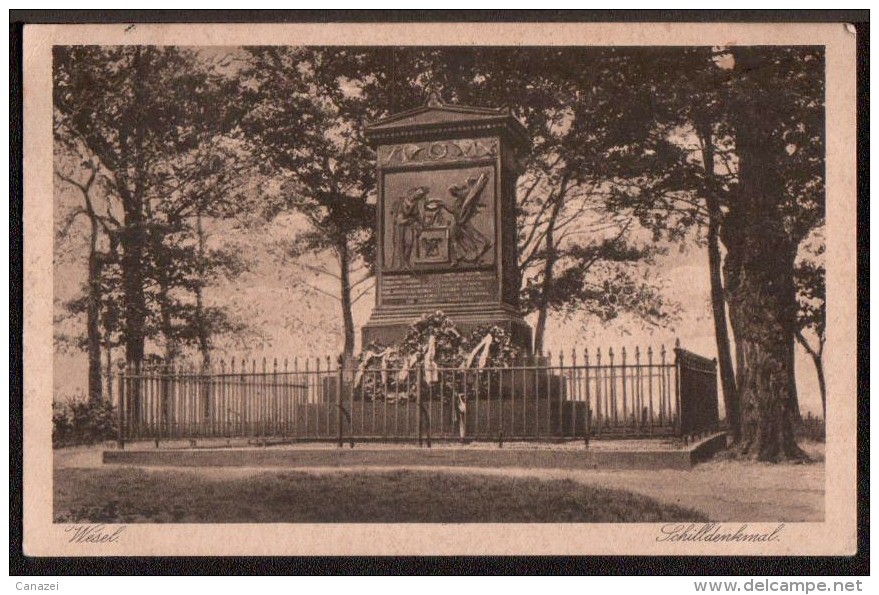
[115,342,719,446]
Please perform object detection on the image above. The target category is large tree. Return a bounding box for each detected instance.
[593,47,824,457]
[238,47,378,358]
[588,47,745,439]
[54,46,251,372]
[54,140,117,402]
[719,47,824,460]
[140,136,252,367]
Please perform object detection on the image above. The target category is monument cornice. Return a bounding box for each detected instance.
[365,118,530,148]
[366,119,529,150]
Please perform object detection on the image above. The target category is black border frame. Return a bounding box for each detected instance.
[8,9,869,576]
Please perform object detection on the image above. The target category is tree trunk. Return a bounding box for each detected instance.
[815,352,826,423]
[533,238,555,355]
[697,123,740,439]
[146,209,177,365]
[118,185,146,421]
[194,281,211,365]
[194,210,212,368]
[79,171,105,404]
[533,307,548,356]
[120,201,147,368]
[707,222,741,436]
[724,50,805,460]
[119,47,149,371]
[105,343,113,405]
[193,210,214,421]
[61,164,108,402]
[151,253,177,427]
[725,237,803,460]
[790,354,802,421]
[533,189,565,355]
[158,280,178,365]
[795,331,826,424]
[337,240,356,358]
[86,247,103,402]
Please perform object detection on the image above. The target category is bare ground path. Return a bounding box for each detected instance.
[55,442,824,522]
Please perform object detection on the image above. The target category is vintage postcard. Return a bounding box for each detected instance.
[22,21,857,557]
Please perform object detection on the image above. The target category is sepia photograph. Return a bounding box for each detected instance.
[20,20,858,558]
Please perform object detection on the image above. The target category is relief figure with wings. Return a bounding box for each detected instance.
[448,172,491,265]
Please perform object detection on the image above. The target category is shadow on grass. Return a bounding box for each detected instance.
[55,467,707,523]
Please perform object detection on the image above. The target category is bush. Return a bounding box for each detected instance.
[795,415,825,443]
[53,398,117,448]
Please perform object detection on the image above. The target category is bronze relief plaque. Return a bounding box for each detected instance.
[382,165,496,272]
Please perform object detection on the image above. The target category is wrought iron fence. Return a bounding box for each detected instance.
[114,342,719,446]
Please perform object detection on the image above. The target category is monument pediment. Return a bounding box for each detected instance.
[369,105,508,130]
[365,92,529,148]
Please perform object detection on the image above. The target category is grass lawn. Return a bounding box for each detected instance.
[54,467,708,523]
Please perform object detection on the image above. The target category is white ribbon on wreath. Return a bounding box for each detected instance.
[396,352,420,382]
[423,334,439,384]
[354,348,395,388]
[463,332,493,370]
[396,334,441,384]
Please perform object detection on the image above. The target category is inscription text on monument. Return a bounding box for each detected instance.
[381,271,497,306]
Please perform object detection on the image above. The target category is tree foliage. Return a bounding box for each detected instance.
[288,47,681,352]
[237,47,380,357]
[539,46,826,459]
[54,45,254,375]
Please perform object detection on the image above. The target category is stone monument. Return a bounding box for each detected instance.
[361,93,533,351]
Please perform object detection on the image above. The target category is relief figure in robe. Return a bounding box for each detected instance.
[390,186,428,270]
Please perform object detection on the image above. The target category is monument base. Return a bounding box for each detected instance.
[362,304,533,353]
